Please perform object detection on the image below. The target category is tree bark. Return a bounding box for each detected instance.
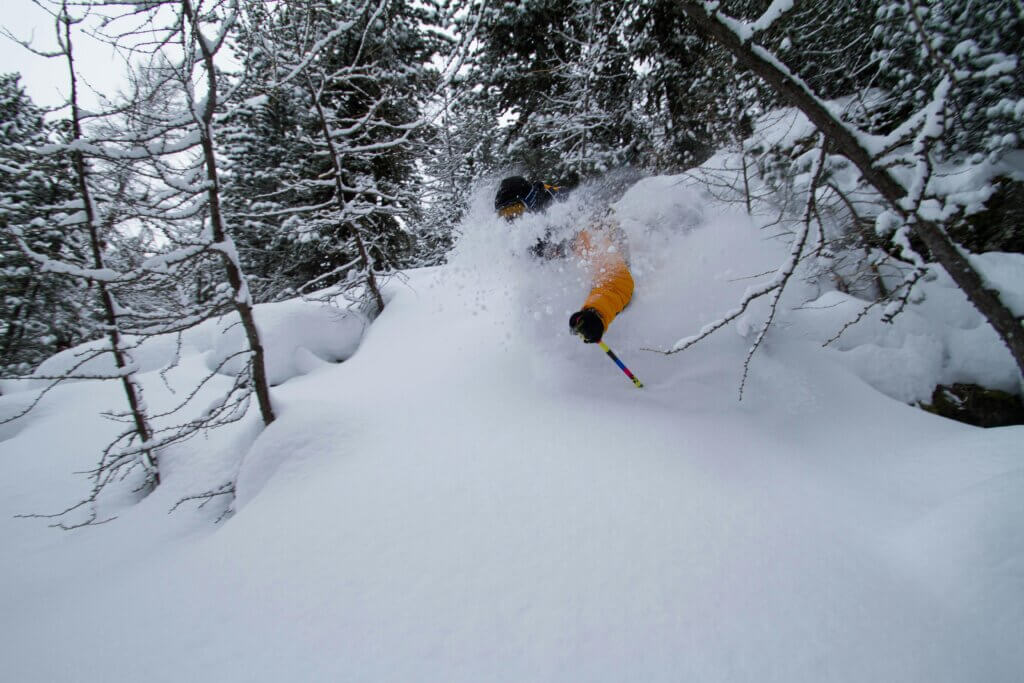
[183,0,275,426]
[680,1,1024,378]
[62,7,158,482]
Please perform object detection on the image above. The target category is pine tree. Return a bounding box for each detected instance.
[225,0,445,305]
[220,2,330,302]
[627,0,776,171]
[0,74,98,374]
[872,0,1024,252]
[412,0,493,258]
[467,0,644,181]
[513,0,645,181]
[414,86,495,262]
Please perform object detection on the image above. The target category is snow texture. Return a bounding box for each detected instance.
[0,171,1021,683]
[204,298,367,385]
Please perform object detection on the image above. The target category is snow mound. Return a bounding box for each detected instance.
[205,299,367,385]
[233,400,356,509]
[1,332,184,393]
[613,175,707,238]
[793,264,1020,402]
[671,103,1024,403]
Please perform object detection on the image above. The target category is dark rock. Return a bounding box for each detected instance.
[920,383,1024,428]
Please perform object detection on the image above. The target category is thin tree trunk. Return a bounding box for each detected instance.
[1,280,38,364]
[680,1,1024,378]
[309,78,386,315]
[183,0,275,426]
[741,145,752,215]
[62,7,157,481]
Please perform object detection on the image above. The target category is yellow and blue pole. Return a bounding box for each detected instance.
[598,340,644,389]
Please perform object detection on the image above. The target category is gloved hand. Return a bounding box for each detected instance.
[569,308,605,343]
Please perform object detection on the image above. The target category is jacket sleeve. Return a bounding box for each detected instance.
[573,225,634,330]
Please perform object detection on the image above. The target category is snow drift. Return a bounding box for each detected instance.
[1,168,1022,683]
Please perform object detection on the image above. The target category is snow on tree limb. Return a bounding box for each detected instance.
[679,0,1024,380]
[750,1,797,35]
[737,139,827,398]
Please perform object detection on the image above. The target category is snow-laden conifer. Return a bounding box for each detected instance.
[0,74,98,375]
[225,0,449,311]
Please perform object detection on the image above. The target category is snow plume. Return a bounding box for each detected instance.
[449,179,585,316]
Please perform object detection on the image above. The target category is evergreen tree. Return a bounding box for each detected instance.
[225,0,445,303]
[513,0,645,181]
[413,0,497,260]
[468,0,646,181]
[872,0,1024,171]
[628,0,779,171]
[0,73,98,375]
[220,0,338,301]
[409,87,484,264]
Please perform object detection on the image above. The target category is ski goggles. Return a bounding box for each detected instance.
[497,202,526,220]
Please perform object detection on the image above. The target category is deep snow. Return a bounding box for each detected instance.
[1,172,1022,682]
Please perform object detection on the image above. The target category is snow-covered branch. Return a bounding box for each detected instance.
[679,0,1024,380]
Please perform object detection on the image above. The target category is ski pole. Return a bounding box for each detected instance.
[597,340,644,389]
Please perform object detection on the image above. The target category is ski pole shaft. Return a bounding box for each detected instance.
[598,340,644,389]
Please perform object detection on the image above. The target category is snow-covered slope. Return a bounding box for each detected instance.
[1,176,1021,682]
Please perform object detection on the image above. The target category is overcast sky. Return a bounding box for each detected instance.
[2,0,131,111]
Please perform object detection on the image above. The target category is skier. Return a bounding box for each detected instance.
[494,175,634,344]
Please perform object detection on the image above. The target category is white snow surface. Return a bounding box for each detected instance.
[1,176,1022,682]
[204,298,368,384]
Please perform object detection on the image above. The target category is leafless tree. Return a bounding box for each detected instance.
[82,0,276,425]
[673,1,1024,381]
[2,0,282,526]
[3,4,159,523]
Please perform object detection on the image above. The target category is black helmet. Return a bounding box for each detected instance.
[494,176,533,213]
[495,176,561,219]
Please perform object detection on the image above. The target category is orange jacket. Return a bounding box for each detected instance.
[572,222,634,331]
